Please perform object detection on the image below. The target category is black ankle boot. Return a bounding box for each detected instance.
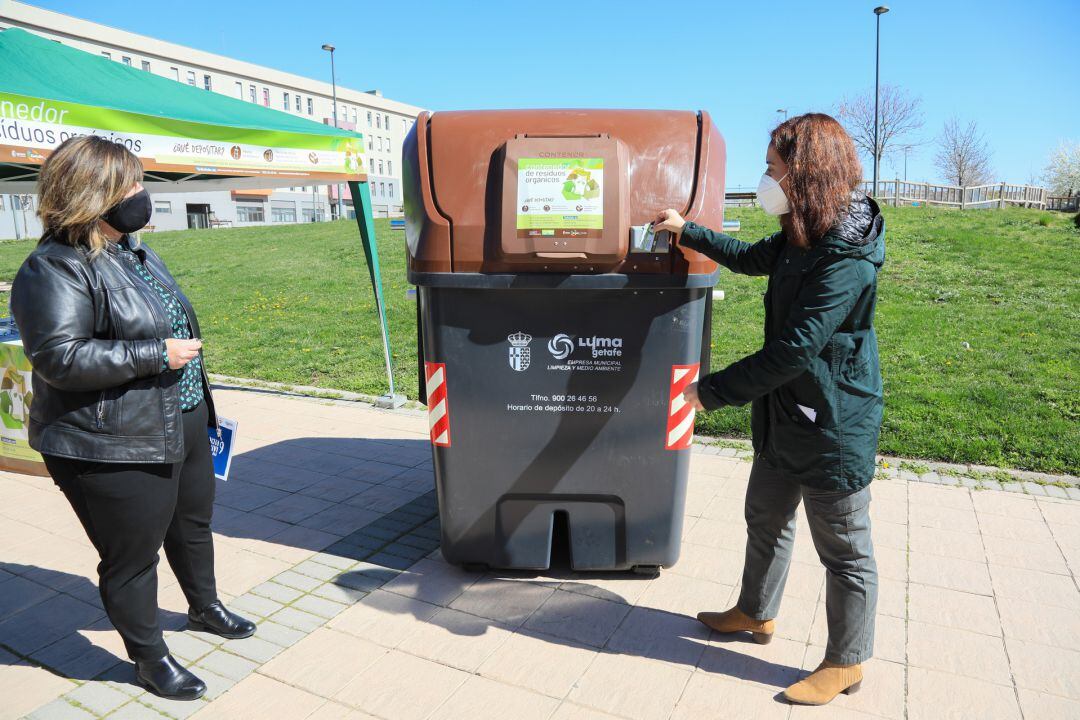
[188,600,256,639]
[135,655,206,700]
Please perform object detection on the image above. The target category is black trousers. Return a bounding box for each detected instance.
[43,400,218,662]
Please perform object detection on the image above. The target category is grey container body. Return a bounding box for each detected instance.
[416,273,715,572]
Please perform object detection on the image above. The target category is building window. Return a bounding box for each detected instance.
[249,85,257,103]
[235,81,243,99]
[283,92,290,111]
[389,184,394,199]
[384,114,390,129]
[262,88,270,107]
[377,137,382,151]
[203,74,212,91]
[236,203,266,223]
[378,160,384,174]
[101,51,111,60]
[154,200,172,214]
[376,114,381,129]
[380,182,386,197]
[307,97,313,115]
[271,201,297,223]
[302,202,325,222]
[295,94,302,113]
[387,160,392,175]
[350,108,357,124]
[367,136,373,150]
[402,118,408,132]
[121,56,131,66]
[367,111,372,127]
[142,60,151,72]
[186,71,196,86]
[171,67,180,81]
[369,158,375,174]
[0,196,5,211]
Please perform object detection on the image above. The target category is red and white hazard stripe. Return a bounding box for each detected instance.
[665,363,700,450]
[425,362,451,447]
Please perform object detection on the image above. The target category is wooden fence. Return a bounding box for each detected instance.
[860,180,1048,209]
[1046,194,1079,212]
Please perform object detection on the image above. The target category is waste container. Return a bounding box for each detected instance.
[403,109,726,573]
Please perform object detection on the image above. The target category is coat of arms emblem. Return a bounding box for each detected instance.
[508,331,532,372]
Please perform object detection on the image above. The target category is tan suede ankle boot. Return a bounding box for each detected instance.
[696,606,775,644]
[783,660,863,705]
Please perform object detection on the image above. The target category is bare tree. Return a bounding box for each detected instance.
[1043,140,1080,195]
[836,85,924,172]
[934,118,994,186]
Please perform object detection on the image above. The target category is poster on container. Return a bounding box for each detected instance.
[0,325,48,476]
[516,157,604,240]
[209,417,238,482]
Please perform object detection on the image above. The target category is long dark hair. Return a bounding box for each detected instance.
[770,113,862,248]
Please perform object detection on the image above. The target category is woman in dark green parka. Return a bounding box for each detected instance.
[654,113,884,706]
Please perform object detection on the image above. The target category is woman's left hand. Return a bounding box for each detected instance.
[684,382,705,411]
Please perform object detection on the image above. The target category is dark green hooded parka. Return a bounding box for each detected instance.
[681,195,885,492]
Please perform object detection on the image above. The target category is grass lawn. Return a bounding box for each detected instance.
[1,206,1076,474]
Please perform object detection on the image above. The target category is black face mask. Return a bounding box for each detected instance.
[102,189,152,234]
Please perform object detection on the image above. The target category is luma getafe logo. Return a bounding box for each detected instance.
[508,331,532,372]
[547,333,574,360]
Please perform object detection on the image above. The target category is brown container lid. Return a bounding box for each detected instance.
[403,109,725,276]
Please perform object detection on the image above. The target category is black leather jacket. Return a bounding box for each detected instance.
[10,233,217,463]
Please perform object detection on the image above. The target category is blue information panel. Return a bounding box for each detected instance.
[209,416,237,482]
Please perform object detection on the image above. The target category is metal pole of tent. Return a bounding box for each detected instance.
[348,179,403,408]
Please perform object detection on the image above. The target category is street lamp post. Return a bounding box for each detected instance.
[872,6,889,198]
[322,43,343,221]
[776,108,788,123]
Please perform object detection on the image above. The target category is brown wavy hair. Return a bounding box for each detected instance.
[770,113,862,248]
[37,135,143,257]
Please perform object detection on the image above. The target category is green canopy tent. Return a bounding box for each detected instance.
[0,27,402,405]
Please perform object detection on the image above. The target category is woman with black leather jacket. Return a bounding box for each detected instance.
[10,136,255,701]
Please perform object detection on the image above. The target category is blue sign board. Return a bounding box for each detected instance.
[209,416,237,481]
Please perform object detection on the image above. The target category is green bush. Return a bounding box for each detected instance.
[1037,215,1052,227]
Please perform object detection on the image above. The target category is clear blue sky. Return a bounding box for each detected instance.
[34,0,1079,189]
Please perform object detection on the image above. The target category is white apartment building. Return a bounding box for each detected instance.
[0,1,425,238]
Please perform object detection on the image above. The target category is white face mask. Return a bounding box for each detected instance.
[757,172,790,215]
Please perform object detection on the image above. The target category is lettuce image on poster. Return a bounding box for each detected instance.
[0,341,42,463]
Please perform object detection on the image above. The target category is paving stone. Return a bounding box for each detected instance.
[222,635,285,664]
[291,559,342,581]
[249,581,304,604]
[187,665,236,701]
[307,551,359,570]
[31,633,126,680]
[272,570,323,592]
[163,631,217,663]
[195,649,259,681]
[523,590,630,648]
[309,581,369,605]
[268,606,326,633]
[1022,481,1047,496]
[26,698,97,720]
[379,542,430,561]
[0,575,57,622]
[227,593,284,619]
[1001,481,1024,493]
[292,594,349,619]
[333,563,401,592]
[365,552,416,571]
[0,594,105,655]
[253,619,308,648]
[135,690,207,719]
[1043,485,1070,499]
[101,700,173,720]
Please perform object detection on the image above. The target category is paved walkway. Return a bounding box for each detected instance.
[2,387,1078,720]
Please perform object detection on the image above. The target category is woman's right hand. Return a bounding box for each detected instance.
[166,338,202,370]
[653,208,686,237]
